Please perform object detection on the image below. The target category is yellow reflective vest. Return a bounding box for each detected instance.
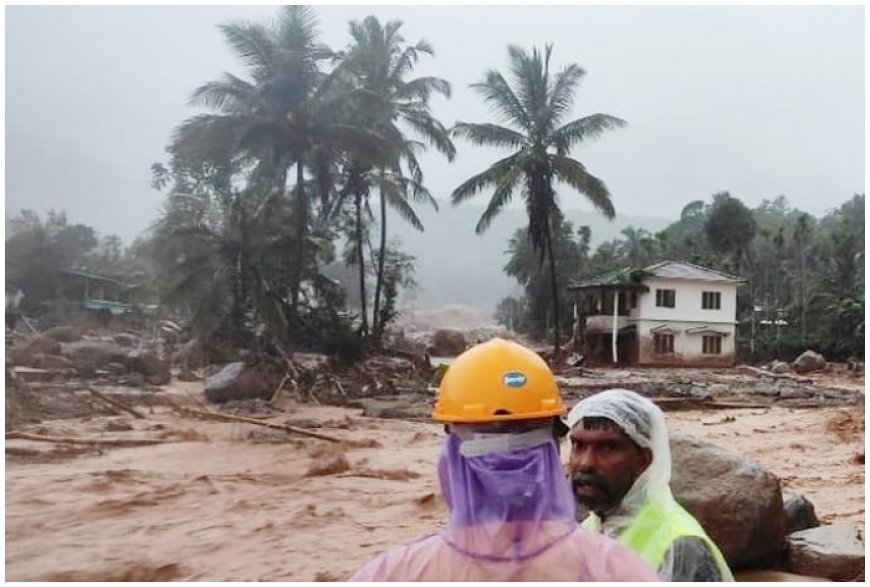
[582,491,735,581]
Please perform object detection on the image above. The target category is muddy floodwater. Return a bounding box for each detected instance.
[5,381,865,581]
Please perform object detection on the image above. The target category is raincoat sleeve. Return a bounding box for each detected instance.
[346,552,393,582]
[660,537,722,582]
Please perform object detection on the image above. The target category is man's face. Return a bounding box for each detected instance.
[566,420,652,516]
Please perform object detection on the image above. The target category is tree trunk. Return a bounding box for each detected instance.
[800,247,807,342]
[372,179,388,341]
[355,191,368,336]
[544,217,561,352]
[290,161,306,317]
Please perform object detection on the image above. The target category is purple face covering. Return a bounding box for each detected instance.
[436,428,578,562]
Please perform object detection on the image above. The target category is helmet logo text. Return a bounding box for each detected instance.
[503,372,527,388]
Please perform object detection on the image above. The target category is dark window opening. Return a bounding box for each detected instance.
[656,289,676,308]
[654,333,675,354]
[702,291,721,310]
[703,336,722,354]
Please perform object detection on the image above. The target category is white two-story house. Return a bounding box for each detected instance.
[568,261,744,367]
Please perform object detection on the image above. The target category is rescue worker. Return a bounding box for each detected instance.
[348,339,659,581]
[566,388,734,581]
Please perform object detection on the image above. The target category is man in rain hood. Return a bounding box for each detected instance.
[565,388,734,581]
[348,339,659,581]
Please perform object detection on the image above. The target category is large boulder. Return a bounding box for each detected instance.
[204,362,283,404]
[430,329,467,357]
[127,350,171,386]
[41,325,83,343]
[792,350,826,374]
[61,340,130,370]
[784,523,864,581]
[670,432,787,570]
[783,493,820,534]
[12,336,62,365]
[769,360,792,374]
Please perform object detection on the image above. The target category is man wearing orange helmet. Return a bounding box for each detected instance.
[348,338,659,581]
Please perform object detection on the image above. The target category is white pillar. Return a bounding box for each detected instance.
[612,289,619,364]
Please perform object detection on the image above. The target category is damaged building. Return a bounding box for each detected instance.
[568,261,744,367]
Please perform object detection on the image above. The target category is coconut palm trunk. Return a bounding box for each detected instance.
[355,190,369,335]
[543,216,562,351]
[372,181,388,339]
[290,161,307,317]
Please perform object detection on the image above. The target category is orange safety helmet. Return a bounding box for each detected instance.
[433,338,566,423]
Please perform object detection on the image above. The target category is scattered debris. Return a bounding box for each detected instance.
[6,431,168,447]
[174,406,347,444]
[306,453,350,477]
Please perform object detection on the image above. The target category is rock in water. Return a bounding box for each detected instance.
[670,432,787,569]
[783,493,820,534]
[792,350,826,374]
[430,329,467,357]
[204,362,282,404]
[785,523,864,581]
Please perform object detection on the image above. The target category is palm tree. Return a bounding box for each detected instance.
[171,6,385,326]
[451,44,625,351]
[339,16,455,341]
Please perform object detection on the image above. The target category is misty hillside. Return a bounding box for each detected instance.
[387,201,669,312]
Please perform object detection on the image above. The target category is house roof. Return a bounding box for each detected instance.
[60,269,142,289]
[642,261,745,283]
[567,268,651,292]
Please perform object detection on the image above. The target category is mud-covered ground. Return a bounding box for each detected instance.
[5,379,864,581]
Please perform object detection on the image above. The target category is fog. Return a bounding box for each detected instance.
[5,5,865,307]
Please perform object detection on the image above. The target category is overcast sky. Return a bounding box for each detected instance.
[5,5,866,244]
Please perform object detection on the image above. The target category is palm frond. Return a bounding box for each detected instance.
[451,153,520,205]
[550,154,616,219]
[189,73,257,112]
[471,69,531,131]
[452,122,525,149]
[218,22,277,82]
[475,165,522,234]
[545,63,585,130]
[400,109,456,161]
[550,114,627,154]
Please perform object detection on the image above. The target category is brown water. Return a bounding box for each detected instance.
[5,383,864,581]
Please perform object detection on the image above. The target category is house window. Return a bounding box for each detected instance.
[702,291,721,310]
[630,292,637,309]
[655,289,675,308]
[703,335,722,354]
[654,333,674,354]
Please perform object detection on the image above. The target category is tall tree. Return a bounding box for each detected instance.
[171,6,380,326]
[451,45,625,351]
[339,15,455,341]
[704,192,757,276]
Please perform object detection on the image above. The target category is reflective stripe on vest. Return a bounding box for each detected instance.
[582,492,735,581]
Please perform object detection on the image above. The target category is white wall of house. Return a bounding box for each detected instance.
[637,277,738,324]
[634,277,739,365]
[636,319,736,364]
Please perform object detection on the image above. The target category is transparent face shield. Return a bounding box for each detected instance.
[437,420,578,562]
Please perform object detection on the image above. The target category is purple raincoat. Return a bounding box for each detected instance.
[348,429,659,582]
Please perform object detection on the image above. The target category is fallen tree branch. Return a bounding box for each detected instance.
[174,406,345,444]
[86,388,146,419]
[6,431,166,447]
[647,397,772,411]
[269,371,291,404]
